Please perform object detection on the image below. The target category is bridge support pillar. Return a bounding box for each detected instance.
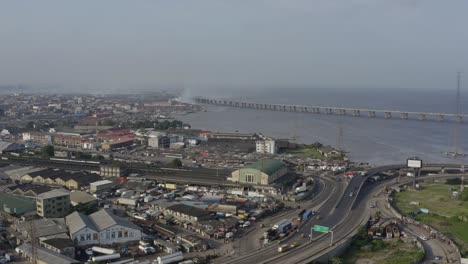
[384,112,392,119]
[368,111,376,117]
[353,110,360,116]
[419,114,426,121]
[438,115,444,122]
[400,113,408,119]
[457,115,463,123]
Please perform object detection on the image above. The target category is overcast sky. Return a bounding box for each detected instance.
[1,0,467,93]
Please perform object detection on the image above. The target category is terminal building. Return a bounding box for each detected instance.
[229,159,287,185]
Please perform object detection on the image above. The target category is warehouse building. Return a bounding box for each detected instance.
[90,179,114,193]
[229,159,287,185]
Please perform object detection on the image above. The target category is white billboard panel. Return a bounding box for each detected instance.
[407,159,422,168]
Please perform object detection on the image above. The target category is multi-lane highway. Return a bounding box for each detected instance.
[215,176,342,264]
[219,164,464,264]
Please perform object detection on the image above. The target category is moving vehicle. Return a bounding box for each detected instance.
[290,242,299,248]
[278,244,289,253]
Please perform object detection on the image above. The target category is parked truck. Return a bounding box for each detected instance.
[273,219,292,233]
[157,251,183,264]
[91,253,120,262]
[92,246,116,255]
[121,190,135,198]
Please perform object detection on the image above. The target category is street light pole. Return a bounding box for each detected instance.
[330,231,334,246]
[310,227,313,241]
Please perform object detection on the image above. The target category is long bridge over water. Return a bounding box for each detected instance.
[194,97,467,123]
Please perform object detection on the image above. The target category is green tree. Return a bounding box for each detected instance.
[42,145,55,157]
[171,158,182,167]
[330,257,343,264]
[26,121,35,129]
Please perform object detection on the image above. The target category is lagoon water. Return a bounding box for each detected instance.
[177,88,468,165]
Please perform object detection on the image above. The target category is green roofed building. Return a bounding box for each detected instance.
[0,192,36,215]
[229,159,287,185]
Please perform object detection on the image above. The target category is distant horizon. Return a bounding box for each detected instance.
[1,1,468,92]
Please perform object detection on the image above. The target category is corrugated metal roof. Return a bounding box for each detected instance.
[65,211,97,235]
[90,209,141,231]
[37,189,70,199]
[245,159,286,175]
[16,243,79,264]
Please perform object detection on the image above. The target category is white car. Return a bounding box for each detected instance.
[242,221,251,228]
[419,236,428,241]
[85,248,94,256]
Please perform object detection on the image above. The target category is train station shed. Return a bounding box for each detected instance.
[229,159,287,185]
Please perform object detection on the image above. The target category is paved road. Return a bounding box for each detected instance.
[371,176,462,264]
[259,172,465,264]
[217,176,348,264]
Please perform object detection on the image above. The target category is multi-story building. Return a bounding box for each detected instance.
[36,189,71,218]
[22,131,53,145]
[148,135,170,148]
[66,209,142,246]
[256,138,277,154]
[52,134,84,148]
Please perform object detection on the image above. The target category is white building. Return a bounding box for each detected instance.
[256,138,277,154]
[65,209,142,246]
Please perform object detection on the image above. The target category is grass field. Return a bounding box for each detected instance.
[284,148,324,159]
[394,183,468,256]
[341,240,424,264]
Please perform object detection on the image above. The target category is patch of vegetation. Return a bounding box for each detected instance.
[446,178,462,185]
[284,148,324,159]
[394,183,468,257]
[337,227,423,264]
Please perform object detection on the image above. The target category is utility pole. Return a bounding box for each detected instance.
[29,220,37,264]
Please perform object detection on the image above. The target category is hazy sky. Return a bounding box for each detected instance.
[1,0,467,93]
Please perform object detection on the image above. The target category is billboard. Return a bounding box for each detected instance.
[407,159,422,168]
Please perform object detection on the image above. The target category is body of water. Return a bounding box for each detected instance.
[177,88,468,165]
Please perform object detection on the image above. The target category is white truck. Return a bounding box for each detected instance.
[91,246,116,255]
[91,253,120,262]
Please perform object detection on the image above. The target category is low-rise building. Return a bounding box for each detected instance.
[14,218,69,241]
[164,204,211,222]
[229,159,288,185]
[36,189,71,218]
[16,243,79,264]
[0,192,36,215]
[66,209,142,246]
[90,179,114,193]
[101,137,135,151]
[69,191,98,207]
[40,238,76,259]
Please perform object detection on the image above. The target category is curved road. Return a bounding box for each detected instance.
[216,176,345,264]
[224,164,465,264]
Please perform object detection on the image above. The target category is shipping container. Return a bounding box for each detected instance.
[302,209,314,221]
